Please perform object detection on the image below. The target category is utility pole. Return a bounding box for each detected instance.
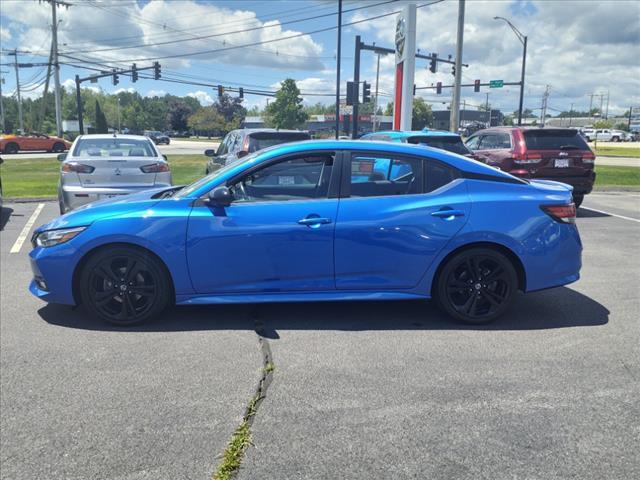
[568,102,574,127]
[588,93,595,124]
[46,0,70,137]
[485,92,490,127]
[450,0,465,132]
[599,94,604,122]
[352,35,361,138]
[9,50,24,133]
[540,85,550,126]
[0,75,5,133]
[373,51,381,132]
[605,90,610,120]
[37,44,54,132]
[334,0,342,139]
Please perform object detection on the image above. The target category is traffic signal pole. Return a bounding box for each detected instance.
[352,35,361,138]
[449,0,465,132]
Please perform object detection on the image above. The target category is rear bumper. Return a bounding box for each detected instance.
[59,183,171,211]
[512,171,595,195]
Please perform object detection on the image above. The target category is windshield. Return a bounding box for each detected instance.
[407,135,471,155]
[174,151,260,198]
[73,138,157,157]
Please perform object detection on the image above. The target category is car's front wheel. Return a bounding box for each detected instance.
[79,246,172,325]
[434,248,518,324]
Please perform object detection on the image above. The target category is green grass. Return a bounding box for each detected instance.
[2,155,638,198]
[0,154,211,198]
[177,136,222,143]
[595,165,640,188]
[595,146,640,158]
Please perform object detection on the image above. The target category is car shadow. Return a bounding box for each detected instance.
[577,208,609,218]
[39,286,609,336]
[0,206,13,231]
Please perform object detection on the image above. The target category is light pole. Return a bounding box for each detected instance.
[494,16,527,126]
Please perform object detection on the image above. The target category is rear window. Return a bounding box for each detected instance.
[523,130,589,150]
[248,132,311,152]
[73,138,157,157]
[406,135,471,155]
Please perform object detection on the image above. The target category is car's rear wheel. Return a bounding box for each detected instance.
[79,246,171,326]
[435,248,518,324]
[51,142,65,153]
[573,194,584,208]
[612,136,620,142]
[4,142,18,154]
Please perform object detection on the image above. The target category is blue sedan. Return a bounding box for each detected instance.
[29,140,582,325]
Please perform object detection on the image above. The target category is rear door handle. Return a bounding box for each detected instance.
[298,216,332,227]
[431,209,465,219]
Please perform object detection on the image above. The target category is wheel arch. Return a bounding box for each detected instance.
[431,241,526,296]
[71,242,176,305]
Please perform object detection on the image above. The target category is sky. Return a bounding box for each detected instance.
[1,0,639,117]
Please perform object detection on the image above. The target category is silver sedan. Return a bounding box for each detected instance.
[57,134,172,213]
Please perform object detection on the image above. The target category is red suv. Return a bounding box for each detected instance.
[465,127,595,207]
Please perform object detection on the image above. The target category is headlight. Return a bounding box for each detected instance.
[35,227,87,248]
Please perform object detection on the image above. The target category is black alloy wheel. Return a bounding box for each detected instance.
[52,142,65,153]
[80,246,171,325]
[435,248,517,324]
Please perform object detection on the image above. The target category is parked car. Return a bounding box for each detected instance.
[57,134,172,213]
[204,128,311,172]
[582,128,625,142]
[360,129,480,160]
[30,140,581,326]
[144,130,170,145]
[465,127,595,207]
[1,133,71,154]
[624,131,638,142]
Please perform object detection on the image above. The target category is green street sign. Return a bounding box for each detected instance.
[489,80,504,88]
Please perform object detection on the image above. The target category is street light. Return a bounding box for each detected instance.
[494,16,527,126]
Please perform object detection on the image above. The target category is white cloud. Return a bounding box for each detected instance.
[114,87,136,94]
[187,90,214,106]
[61,78,102,94]
[144,89,167,98]
[0,26,11,41]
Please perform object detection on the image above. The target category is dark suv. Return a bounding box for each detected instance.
[465,127,595,207]
[205,128,311,172]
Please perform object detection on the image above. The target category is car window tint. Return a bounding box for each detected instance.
[523,130,589,150]
[349,155,422,197]
[425,161,457,193]
[216,134,230,155]
[248,132,311,152]
[465,136,480,150]
[479,134,509,150]
[407,135,471,155]
[230,154,334,202]
[73,138,156,157]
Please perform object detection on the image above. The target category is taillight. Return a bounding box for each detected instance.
[62,162,95,173]
[541,204,576,224]
[514,152,541,164]
[582,151,595,164]
[140,162,170,173]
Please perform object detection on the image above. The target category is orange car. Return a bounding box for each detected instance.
[0,133,72,154]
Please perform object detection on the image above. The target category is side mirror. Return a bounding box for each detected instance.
[207,186,232,207]
[237,150,248,159]
[204,149,217,157]
[57,153,67,162]
[162,154,168,161]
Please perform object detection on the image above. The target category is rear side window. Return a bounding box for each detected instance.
[248,132,311,152]
[73,138,156,157]
[349,154,422,197]
[425,161,458,192]
[478,133,511,150]
[523,130,589,150]
[406,135,471,155]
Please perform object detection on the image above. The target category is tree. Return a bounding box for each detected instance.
[166,101,193,131]
[264,79,308,129]
[513,108,534,118]
[94,100,108,133]
[187,106,224,137]
[214,93,246,132]
[411,98,433,130]
[384,102,394,116]
[593,120,613,129]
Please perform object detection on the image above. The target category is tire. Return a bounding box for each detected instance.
[573,194,584,209]
[4,142,18,154]
[79,245,172,326]
[434,248,518,324]
[52,142,65,153]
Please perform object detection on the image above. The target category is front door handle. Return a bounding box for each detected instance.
[431,209,465,219]
[298,216,332,227]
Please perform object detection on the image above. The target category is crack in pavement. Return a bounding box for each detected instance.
[211,306,275,480]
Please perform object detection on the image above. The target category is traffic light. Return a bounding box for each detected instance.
[239,87,244,99]
[451,65,456,76]
[217,85,224,97]
[362,81,371,103]
[474,79,481,92]
[153,62,161,80]
[131,63,138,82]
[413,84,416,96]
[436,82,442,95]
[112,69,119,86]
[429,53,437,73]
[346,81,355,106]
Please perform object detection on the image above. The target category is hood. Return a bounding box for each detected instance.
[36,186,171,232]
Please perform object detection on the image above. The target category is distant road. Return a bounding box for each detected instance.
[0,138,219,160]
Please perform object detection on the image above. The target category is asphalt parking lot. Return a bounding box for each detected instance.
[1,193,639,479]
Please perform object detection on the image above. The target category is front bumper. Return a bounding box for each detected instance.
[29,245,79,305]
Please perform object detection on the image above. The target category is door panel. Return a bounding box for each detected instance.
[187,200,338,293]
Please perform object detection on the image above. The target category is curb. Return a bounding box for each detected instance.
[4,197,56,203]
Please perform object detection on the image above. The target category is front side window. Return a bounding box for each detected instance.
[465,136,480,150]
[73,138,156,157]
[229,153,334,203]
[216,133,232,156]
[349,154,422,197]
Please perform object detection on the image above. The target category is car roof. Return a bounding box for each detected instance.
[76,134,152,140]
[475,126,579,133]
[363,129,460,139]
[235,128,310,135]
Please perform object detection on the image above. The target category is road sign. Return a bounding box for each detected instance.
[489,80,504,88]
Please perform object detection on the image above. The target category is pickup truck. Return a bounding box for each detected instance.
[582,128,626,142]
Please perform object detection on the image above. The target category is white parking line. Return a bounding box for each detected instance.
[581,207,640,223]
[10,203,45,254]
